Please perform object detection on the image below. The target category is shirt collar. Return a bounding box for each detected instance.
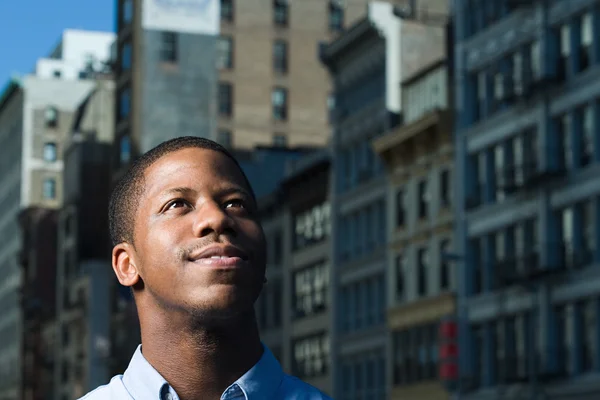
[123,344,284,400]
[123,345,171,400]
[225,344,284,399]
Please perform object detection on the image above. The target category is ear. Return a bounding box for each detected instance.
[112,243,141,287]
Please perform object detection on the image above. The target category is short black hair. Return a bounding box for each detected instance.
[108,136,254,247]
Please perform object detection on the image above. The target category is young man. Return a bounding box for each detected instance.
[81,137,331,399]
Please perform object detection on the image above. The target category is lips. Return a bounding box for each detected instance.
[187,244,249,267]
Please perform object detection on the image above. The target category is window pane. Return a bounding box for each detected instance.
[44,143,57,162]
[43,179,56,199]
[120,135,131,164]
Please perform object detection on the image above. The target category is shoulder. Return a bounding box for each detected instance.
[78,375,131,400]
[277,374,333,399]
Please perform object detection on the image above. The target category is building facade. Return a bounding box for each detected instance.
[373,59,454,400]
[454,0,600,399]
[112,0,376,171]
[55,78,115,400]
[0,29,114,400]
[0,80,24,400]
[320,2,447,398]
[18,208,59,400]
[256,150,332,395]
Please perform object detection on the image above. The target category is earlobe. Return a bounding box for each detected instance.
[112,243,140,287]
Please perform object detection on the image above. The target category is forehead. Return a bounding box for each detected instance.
[142,147,249,197]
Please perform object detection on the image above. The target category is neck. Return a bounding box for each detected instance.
[139,307,263,400]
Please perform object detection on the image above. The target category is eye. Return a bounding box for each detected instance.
[165,199,190,211]
[224,199,246,209]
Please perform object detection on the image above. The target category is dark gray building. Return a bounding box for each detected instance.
[256,149,332,395]
[454,1,600,399]
[112,0,218,179]
[55,77,115,400]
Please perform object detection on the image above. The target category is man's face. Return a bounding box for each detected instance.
[129,147,266,321]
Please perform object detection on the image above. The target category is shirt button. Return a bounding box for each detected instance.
[165,393,173,400]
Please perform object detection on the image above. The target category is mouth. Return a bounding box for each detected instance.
[187,244,249,267]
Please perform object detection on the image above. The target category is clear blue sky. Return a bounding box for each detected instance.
[0,0,113,86]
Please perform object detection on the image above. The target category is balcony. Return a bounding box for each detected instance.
[561,244,594,271]
[499,160,566,193]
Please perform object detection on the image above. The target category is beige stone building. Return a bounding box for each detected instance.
[373,58,455,400]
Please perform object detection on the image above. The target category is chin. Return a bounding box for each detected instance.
[186,290,257,320]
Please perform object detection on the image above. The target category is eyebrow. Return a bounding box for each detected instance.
[161,186,198,198]
[160,185,252,200]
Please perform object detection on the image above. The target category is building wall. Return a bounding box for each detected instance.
[139,31,217,153]
[0,83,23,400]
[56,80,115,399]
[36,30,115,80]
[21,77,96,208]
[454,0,600,398]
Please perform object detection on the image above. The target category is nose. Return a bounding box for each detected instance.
[192,200,237,238]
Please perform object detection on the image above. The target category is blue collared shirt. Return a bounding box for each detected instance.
[79,344,332,400]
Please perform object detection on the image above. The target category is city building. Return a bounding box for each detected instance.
[373,57,454,400]
[0,29,114,400]
[0,79,24,400]
[320,2,446,398]
[453,0,600,399]
[18,208,59,400]
[55,78,115,400]
[256,149,332,395]
[111,0,375,177]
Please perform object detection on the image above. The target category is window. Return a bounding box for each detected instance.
[53,70,61,78]
[273,133,287,147]
[582,200,595,261]
[440,240,451,290]
[530,40,541,81]
[395,254,406,301]
[122,0,133,24]
[582,104,594,166]
[293,262,328,318]
[292,334,329,378]
[293,202,330,249]
[472,324,484,388]
[395,189,406,226]
[418,179,428,219]
[417,247,428,296]
[557,113,572,170]
[221,0,234,22]
[269,232,282,264]
[119,87,131,120]
[272,87,288,120]
[273,0,288,26]
[159,31,177,62]
[120,135,131,164]
[218,82,233,117]
[477,71,487,120]
[582,299,596,372]
[217,36,233,69]
[45,106,58,127]
[121,42,132,71]
[581,13,592,70]
[273,40,288,74]
[440,169,451,207]
[217,129,232,148]
[394,324,438,385]
[43,179,56,200]
[559,207,575,269]
[43,143,57,162]
[559,25,570,79]
[494,144,505,201]
[329,1,344,31]
[512,52,523,96]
